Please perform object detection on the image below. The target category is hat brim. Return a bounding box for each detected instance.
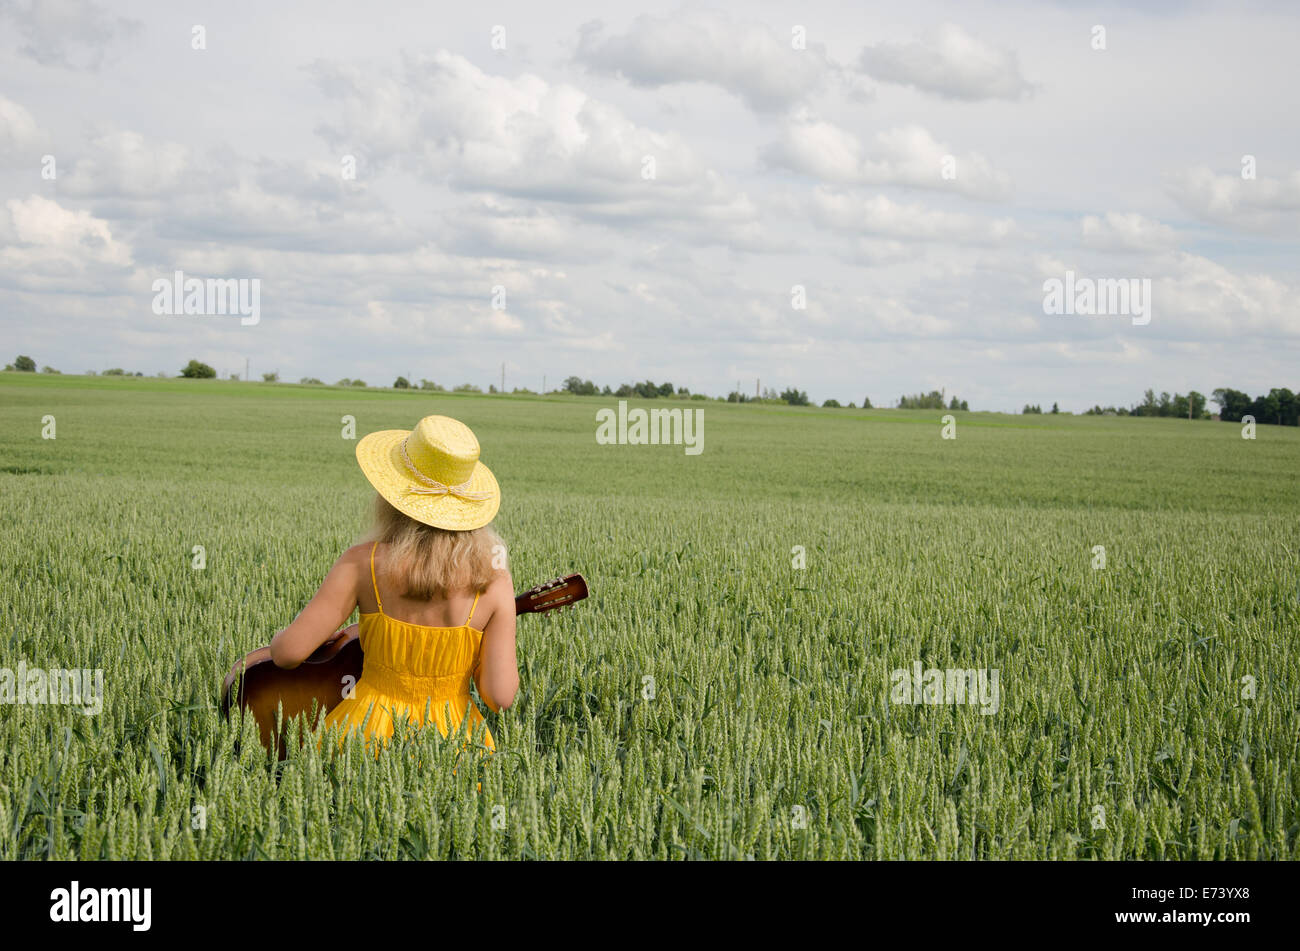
[355,430,501,531]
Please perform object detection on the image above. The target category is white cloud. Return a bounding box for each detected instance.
[857,23,1035,101]
[763,117,1012,200]
[0,95,45,163]
[0,0,141,70]
[1152,252,1299,338]
[61,130,205,199]
[311,50,758,239]
[1165,166,1300,233]
[573,9,836,113]
[1081,212,1179,252]
[809,188,1019,243]
[0,195,132,286]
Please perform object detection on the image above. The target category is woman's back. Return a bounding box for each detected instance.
[323,540,496,750]
[358,541,484,630]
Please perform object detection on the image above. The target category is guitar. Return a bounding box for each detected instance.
[221,573,588,756]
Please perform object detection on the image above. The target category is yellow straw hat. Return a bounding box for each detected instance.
[355,415,500,531]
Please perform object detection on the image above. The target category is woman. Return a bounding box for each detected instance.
[268,414,517,752]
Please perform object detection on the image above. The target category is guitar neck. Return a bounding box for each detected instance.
[514,573,588,616]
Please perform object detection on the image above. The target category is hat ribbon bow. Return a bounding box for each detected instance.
[400,438,493,501]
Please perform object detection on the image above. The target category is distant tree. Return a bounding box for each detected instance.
[230,372,241,380]
[1266,387,1297,426]
[1131,388,1158,417]
[658,382,674,397]
[726,391,748,403]
[677,386,690,397]
[862,396,872,409]
[393,376,411,389]
[847,402,856,409]
[822,398,841,408]
[181,359,216,379]
[12,355,36,372]
[615,383,633,398]
[1022,404,1042,414]
[960,400,969,411]
[601,384,612,396]
[898,390,951,410]
[453,383,481,393]
[949,396,961,410]
[563,376,597,396]
[1212,388,1251,422]
[1051,402,1059,414]
[780,388,809,406]
[350,379,367,387]
[103,368,126,376]
[263,371,279,383]
[41,365,60,373]
[1253,390,1280,426]
[419,379,444,391]
[299,377,323,385]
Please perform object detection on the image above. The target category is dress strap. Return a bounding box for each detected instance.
[465,590,481,626]
[369,541,384,615]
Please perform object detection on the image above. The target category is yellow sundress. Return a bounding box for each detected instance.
[321,542,496,754]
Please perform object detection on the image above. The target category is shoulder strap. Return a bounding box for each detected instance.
[465,590,481,626]
[369,541,384,614]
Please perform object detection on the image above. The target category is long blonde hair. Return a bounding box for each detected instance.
[363,494,504,600]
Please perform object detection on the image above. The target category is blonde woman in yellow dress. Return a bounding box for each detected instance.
[268,415,517,754]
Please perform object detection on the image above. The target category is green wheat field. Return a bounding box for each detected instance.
[1,372,1296,860]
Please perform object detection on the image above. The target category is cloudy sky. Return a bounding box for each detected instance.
[1,0,1297,410]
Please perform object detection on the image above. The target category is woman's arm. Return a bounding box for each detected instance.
[474,571,519,712]
[268,546,363,668]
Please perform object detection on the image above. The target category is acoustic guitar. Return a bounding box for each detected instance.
[221,573,588,756]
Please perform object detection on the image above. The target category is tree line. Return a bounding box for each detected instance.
[16,355,1292,426]
[1080,387,1298,425]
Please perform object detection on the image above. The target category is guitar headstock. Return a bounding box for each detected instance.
[515,573,588,616]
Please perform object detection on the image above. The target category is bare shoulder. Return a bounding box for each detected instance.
[487,568,514,600]
[481,569,515,621]
[330,543,373,586]
[338,542,374,568]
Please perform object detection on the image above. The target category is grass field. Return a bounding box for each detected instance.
[1,372,1297,859]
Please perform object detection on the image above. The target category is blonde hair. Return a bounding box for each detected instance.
[363,494,504,600]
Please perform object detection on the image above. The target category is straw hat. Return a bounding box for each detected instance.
[356,415,500,531]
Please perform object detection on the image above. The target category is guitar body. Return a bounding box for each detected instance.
[220,627,363,753]
[222,574,586,757]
